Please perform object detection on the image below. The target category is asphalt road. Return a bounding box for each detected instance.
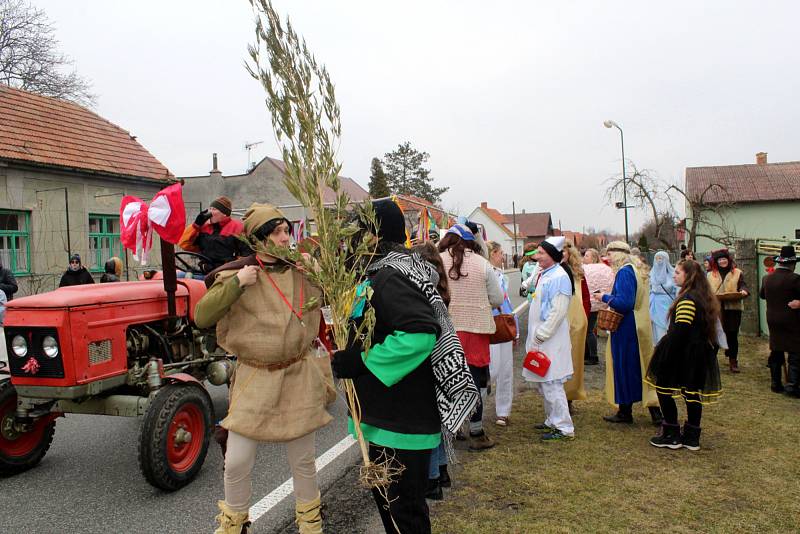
[0,270,528,534]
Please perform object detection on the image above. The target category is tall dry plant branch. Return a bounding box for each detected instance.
[245,0,401,493]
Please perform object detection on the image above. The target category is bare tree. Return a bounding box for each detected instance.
[604,161,678,250]
[0,0,95,106]
[666,183,737,251]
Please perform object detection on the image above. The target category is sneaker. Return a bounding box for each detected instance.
[540,429,575,442]
[495,416,509,427]
[649,423,681,449]
[681,423,702,451]
[468,431,495,451]
[533,422,553,432]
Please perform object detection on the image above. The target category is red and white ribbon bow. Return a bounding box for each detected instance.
[120,183,186,264]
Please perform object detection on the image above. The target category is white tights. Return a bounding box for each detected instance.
[224,430,319,512]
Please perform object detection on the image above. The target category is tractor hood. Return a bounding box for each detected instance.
[7,280,192,309]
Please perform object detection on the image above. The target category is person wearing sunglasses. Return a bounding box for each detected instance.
[59,254,95,287]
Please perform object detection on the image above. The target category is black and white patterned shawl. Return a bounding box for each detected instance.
[367,250,479,434]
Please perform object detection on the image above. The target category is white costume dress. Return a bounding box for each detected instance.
[522,263,575,435]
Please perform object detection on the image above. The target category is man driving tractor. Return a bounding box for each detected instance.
[178,196,244,274]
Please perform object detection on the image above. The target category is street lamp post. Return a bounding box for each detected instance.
[603,119,629,244]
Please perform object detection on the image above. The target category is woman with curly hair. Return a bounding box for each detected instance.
[645,259,722,450]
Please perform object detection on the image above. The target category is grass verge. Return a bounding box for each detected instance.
[431,335,799,533]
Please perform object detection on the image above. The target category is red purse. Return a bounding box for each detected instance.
[523,350,551,377]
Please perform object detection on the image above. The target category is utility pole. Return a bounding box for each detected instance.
[512,201,519,258]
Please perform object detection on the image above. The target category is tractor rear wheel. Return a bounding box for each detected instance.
[0,380,57,476]
[138,383,213,491]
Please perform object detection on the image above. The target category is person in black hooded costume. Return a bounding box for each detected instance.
[59,254,95,287]
[332,199,443,534]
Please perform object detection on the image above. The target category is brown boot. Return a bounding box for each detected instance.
[468,430,495,451]
[295,493,323,534]
[214,501,250,534]
[729,358,740,373]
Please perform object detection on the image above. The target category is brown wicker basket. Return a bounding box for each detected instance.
[716,291,745,302]
[597,308,623,332]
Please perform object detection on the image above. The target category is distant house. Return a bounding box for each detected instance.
[685,152,800,253]
[468,202,520,263]
[501,211,554,247]
[0,86,174,294]
[181,155,369,230]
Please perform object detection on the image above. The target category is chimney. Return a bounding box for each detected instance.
[756,152,767,165]
[481,201,488,209]
[210,153,222,178]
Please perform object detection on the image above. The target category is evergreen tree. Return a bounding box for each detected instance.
[367,157,390,197]
[383,141,448,203]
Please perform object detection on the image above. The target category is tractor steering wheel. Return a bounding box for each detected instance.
[174,251,214,276]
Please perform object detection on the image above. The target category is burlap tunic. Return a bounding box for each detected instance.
[197,264,334,442]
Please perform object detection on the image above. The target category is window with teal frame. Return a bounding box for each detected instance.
[88,214,124,273]
[0,210,31,275]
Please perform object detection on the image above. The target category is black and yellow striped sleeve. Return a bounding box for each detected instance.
[674,299,696,325]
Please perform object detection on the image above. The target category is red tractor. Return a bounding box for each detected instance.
[0,249,233,491]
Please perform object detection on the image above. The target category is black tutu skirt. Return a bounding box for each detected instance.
[645,335,722,404]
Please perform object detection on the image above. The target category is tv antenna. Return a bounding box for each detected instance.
[244,141,263,171]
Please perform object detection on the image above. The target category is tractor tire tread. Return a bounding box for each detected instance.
[137,383,212,492]
[0,379,56,476]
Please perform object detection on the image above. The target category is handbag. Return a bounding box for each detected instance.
[523,350,551,377]
[490,312,517,344]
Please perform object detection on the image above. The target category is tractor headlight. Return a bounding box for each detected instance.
[11,335,28,358]
[42,336,59,359]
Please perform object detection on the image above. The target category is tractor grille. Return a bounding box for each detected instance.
[88,340,113,365]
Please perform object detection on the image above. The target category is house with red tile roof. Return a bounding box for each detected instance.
[468,202,522,263]
[685,152,800,253]
[180,154,369,233]
[0,86,174,293]
[501,210,554,246]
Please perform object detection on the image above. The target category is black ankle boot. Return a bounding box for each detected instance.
[425,478,443,501]
[438,465,451,488]
[785,354,800,398]
[769,363,785,393]
[649,423,681,449]
[681,422,702,451]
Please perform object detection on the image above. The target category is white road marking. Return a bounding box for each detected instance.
[250,434,357,522]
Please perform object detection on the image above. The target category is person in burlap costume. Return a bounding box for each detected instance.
[195,203,334,534]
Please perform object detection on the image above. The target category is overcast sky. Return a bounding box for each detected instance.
[37,0,799,234]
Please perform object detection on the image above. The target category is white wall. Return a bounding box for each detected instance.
[468,209,519,265]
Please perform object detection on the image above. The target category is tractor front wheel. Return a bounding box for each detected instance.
[138,384,213,491]
[0,380,57,476]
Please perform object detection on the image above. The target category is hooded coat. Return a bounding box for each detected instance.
[59,265,95,287]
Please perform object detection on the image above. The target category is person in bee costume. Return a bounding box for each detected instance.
[195,203,335,534]
[645,259,723,451]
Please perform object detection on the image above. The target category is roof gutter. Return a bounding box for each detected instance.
[0,157,175,187]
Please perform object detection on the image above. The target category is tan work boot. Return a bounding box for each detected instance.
[295,493,323,534]
[468,430,495,451]
[214,500,250,534]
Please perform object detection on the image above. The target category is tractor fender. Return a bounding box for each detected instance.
[163,373,203,386]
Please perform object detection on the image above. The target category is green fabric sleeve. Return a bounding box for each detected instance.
[348,418,441,450]
[194,274,245,329]
[362,331,436,387]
